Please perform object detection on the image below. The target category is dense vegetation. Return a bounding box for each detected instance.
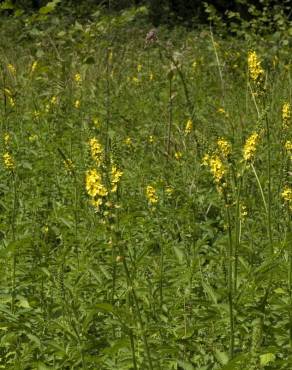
[0,1,291,369]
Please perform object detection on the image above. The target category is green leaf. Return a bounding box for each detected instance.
[176,361,194,370]
[214,349,228,365]
[39,0,60,15]
[260,353,276,366]
[95,303,115,313]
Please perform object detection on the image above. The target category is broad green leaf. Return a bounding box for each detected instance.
[260,353,276,366]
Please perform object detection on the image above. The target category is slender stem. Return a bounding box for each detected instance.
[224,194,234,359]
[167,77,173,156]
[121,255,154,370]
[264,107,273,254]
[210,26,225,105]
[251,163,268,214]
[11,172,17,313]
[159,242,163,310]
[129,328,138,370]
[233,180,242,293]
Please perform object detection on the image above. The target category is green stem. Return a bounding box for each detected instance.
[224,196,234,359]
[121,254,154,370]
[251,163,268,215]
[167,76,173,156]
[265,109,273,254]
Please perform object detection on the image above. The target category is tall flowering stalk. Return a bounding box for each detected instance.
[248,51,264,85]
[202,141,235,358]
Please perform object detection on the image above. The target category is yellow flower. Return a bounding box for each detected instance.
[4,133,10,146]
[29,134,38,142]
[281,186,292,210]
[146,185,158,204]
[91,198,103,211]
[31,61,38,73]
[175,151,182,160]
[184,119,193,134]
[74,100,80,109]
[148,135,155,144]
[74,73,82,83]
[217,107,229,118]
[85,169,108,198]
[3,152,15,171]
[149,72,154,81]
[64,159,74,174]
[132,76,139,84]
[243,132,260,162]
[4,88,12,96]
[93,117,99,127]
[137,64,142,73]
[217,137,232,158]
[50,96,57,105]
[282,102,291,129]
[202,153,226,184]
[285,140,292,160]
[111,165,123,193]
[248,51,264,83]
[240,203,248,221]
[209,155,226,184]
[89,137,103,166]
[124,137,132,146]
[192,61,197,69]
[8,96,15,107]
[7,63,16,75]
[165,186,174,197]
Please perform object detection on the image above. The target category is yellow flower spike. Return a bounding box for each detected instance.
[111,165,123,193]
[4,133,10,147]
[124,137,132,146]
[282,102,291,129]
[137,64,142,73]
[217,107,229,118]
[3,152,15,171]
[50,96,57,105]
[29,134,38,142]
[64,159,75,174]
[185,119,193,134]
[240,203,248,221]
[91,198,103,212]
[285,140,292,152]
[31,61,38,73]
[146,185,158,205]
[85,169,108,198]
[243,132,260,162]
[8,96,15,107]
[281,186,292,210]
[208,155,226,184]
[248,51,264,84]
[149,72,154,81]
[217,137,232,158]
[93,117,99,127]
[148,135,155,144]
[7,63,16,75]
[74,100,80,109]
[74,73,82,83]
[89,137,103,167]
[165,186,174,197]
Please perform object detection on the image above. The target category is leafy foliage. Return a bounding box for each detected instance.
[0,4,291,370]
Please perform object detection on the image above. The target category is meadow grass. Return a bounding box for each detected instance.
[0,13,291,369]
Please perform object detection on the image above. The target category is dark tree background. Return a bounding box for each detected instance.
[1,0,291,26]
